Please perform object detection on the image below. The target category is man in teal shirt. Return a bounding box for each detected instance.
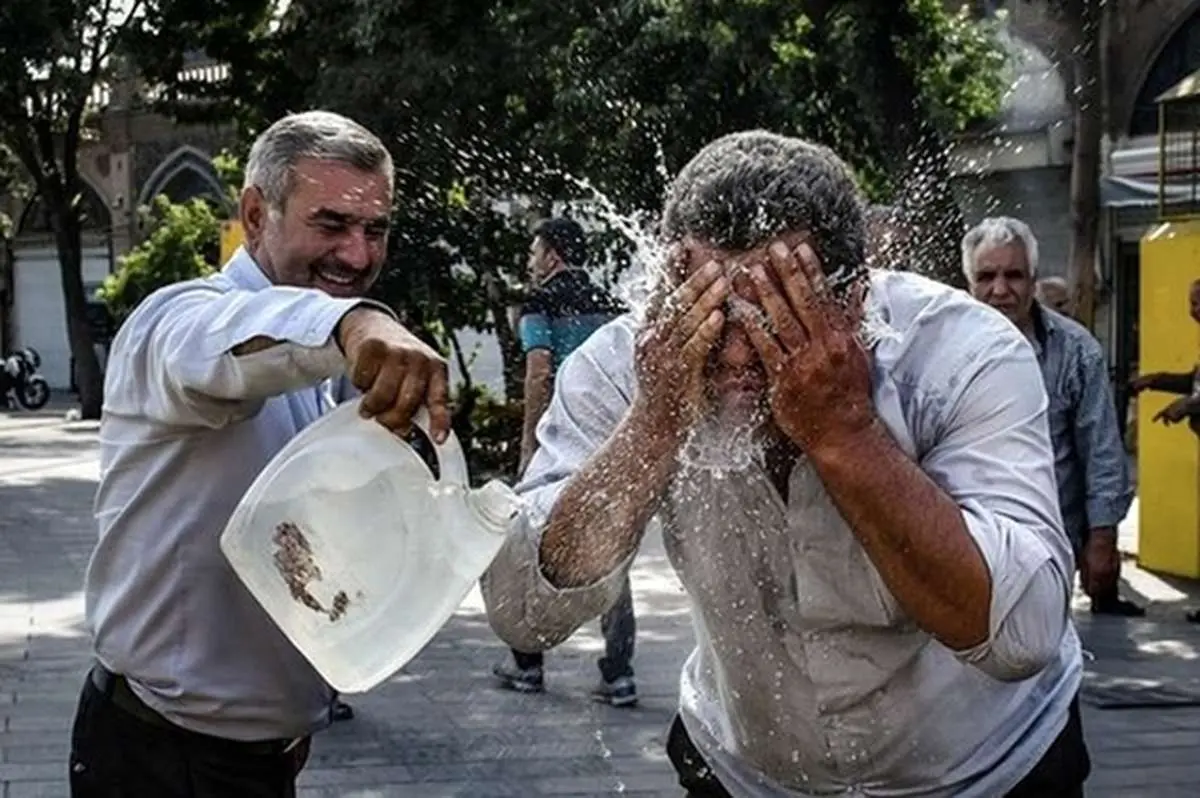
[493,217,638,706]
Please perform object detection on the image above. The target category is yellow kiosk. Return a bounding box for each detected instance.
[220,219,245,264]
[1136,68,1200,578]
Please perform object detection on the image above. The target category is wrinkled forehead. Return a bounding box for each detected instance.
[288,158,392,218]
[972,243,1032,281]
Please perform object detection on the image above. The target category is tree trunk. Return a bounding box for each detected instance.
[1067,0,1102,329]
[490,299,522,400]
[53,205,103,418]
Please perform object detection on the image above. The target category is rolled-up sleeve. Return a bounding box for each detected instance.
[1072,344,1135,529]
[481,320,638,653]
[107,278,390,429]
[919,334,1073,682]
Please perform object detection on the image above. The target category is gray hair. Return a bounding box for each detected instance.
[961,216,1039,283]
[243,110,394,210]
[662,130,867,290]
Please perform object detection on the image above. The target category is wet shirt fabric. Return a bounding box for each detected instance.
[483,270,1081,797]
[86,247,386,742]
[518,269,623,369]
[1029,303,1133,552]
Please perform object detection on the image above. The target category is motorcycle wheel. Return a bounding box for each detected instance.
[17,376,50,410]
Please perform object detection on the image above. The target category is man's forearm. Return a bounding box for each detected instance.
[806,419,992,650]
[520,387,552,472]
[1150,372,1194,395]
[539,403,683,588]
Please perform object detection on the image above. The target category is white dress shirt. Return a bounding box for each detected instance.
[483,269,1082,797]
[86,247,382,741]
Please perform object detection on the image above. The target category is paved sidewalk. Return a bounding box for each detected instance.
[3,415,1200,797]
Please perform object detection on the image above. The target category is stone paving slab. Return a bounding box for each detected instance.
[4,414,1200,796]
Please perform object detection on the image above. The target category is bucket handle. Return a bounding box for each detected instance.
[338,398,471,489]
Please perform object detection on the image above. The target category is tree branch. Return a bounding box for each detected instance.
[97,0,145,69]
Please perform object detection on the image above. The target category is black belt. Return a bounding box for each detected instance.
[88,664,302,757]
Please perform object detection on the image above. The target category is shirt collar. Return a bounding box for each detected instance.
[223,246,274,292]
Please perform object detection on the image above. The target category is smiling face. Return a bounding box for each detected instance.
[241,157,392,297]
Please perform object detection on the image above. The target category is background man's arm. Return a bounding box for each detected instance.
[519,349,554,475]
[1139,371,1194,395]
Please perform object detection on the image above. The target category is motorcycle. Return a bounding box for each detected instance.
[1,348,50,411]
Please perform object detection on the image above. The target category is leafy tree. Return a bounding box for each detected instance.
[163,0,1006,474]
[235,0,1006,365]
[97,196,220,325]
[0,143,22,240]
[0,0,274,417]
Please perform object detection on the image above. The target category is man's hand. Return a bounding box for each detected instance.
[1154,396,1193,425]
[1081,527,1121,598]
[741,239,873,451]
[336,307,451,441]
[1129,373,1159,394]
[632,252,729,436]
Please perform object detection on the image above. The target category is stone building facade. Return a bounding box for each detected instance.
[0,64,235,389]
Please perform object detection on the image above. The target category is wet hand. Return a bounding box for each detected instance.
[632,250,729,436]
[337,307,451,441]
[741,239,873,451]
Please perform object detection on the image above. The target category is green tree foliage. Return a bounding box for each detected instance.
[0,0,275,416]
[0,143,21,239]
[160,0,1007,476]
[98,196,220,325]
[233,1,1005,350]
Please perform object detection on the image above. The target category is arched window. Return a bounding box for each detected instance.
[1130,9,1200,136]
[17,181,111,235]
[137,146,226,209]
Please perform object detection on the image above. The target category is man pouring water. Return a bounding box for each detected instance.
[71,111,449,797]
[482,131,1088,796]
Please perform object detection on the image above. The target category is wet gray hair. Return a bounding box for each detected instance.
[243,110,394,211]
[662,130,867,290]
[961,216,1039,283]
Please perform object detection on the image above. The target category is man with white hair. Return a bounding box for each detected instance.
[69,111,450,796]
[963,216,1142,618]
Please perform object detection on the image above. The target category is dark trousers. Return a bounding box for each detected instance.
[69,667,311,798]
[513,574,637,682]
[667,698,1089,798]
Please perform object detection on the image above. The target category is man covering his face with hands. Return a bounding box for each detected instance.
[483,131,1087,797]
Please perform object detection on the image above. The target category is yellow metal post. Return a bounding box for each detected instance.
[1137,219,1200,577]
[220,220,245,264]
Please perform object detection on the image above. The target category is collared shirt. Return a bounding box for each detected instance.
[85,247,379,742]
[482,270,1081,797]
[1030,303,1134,551]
